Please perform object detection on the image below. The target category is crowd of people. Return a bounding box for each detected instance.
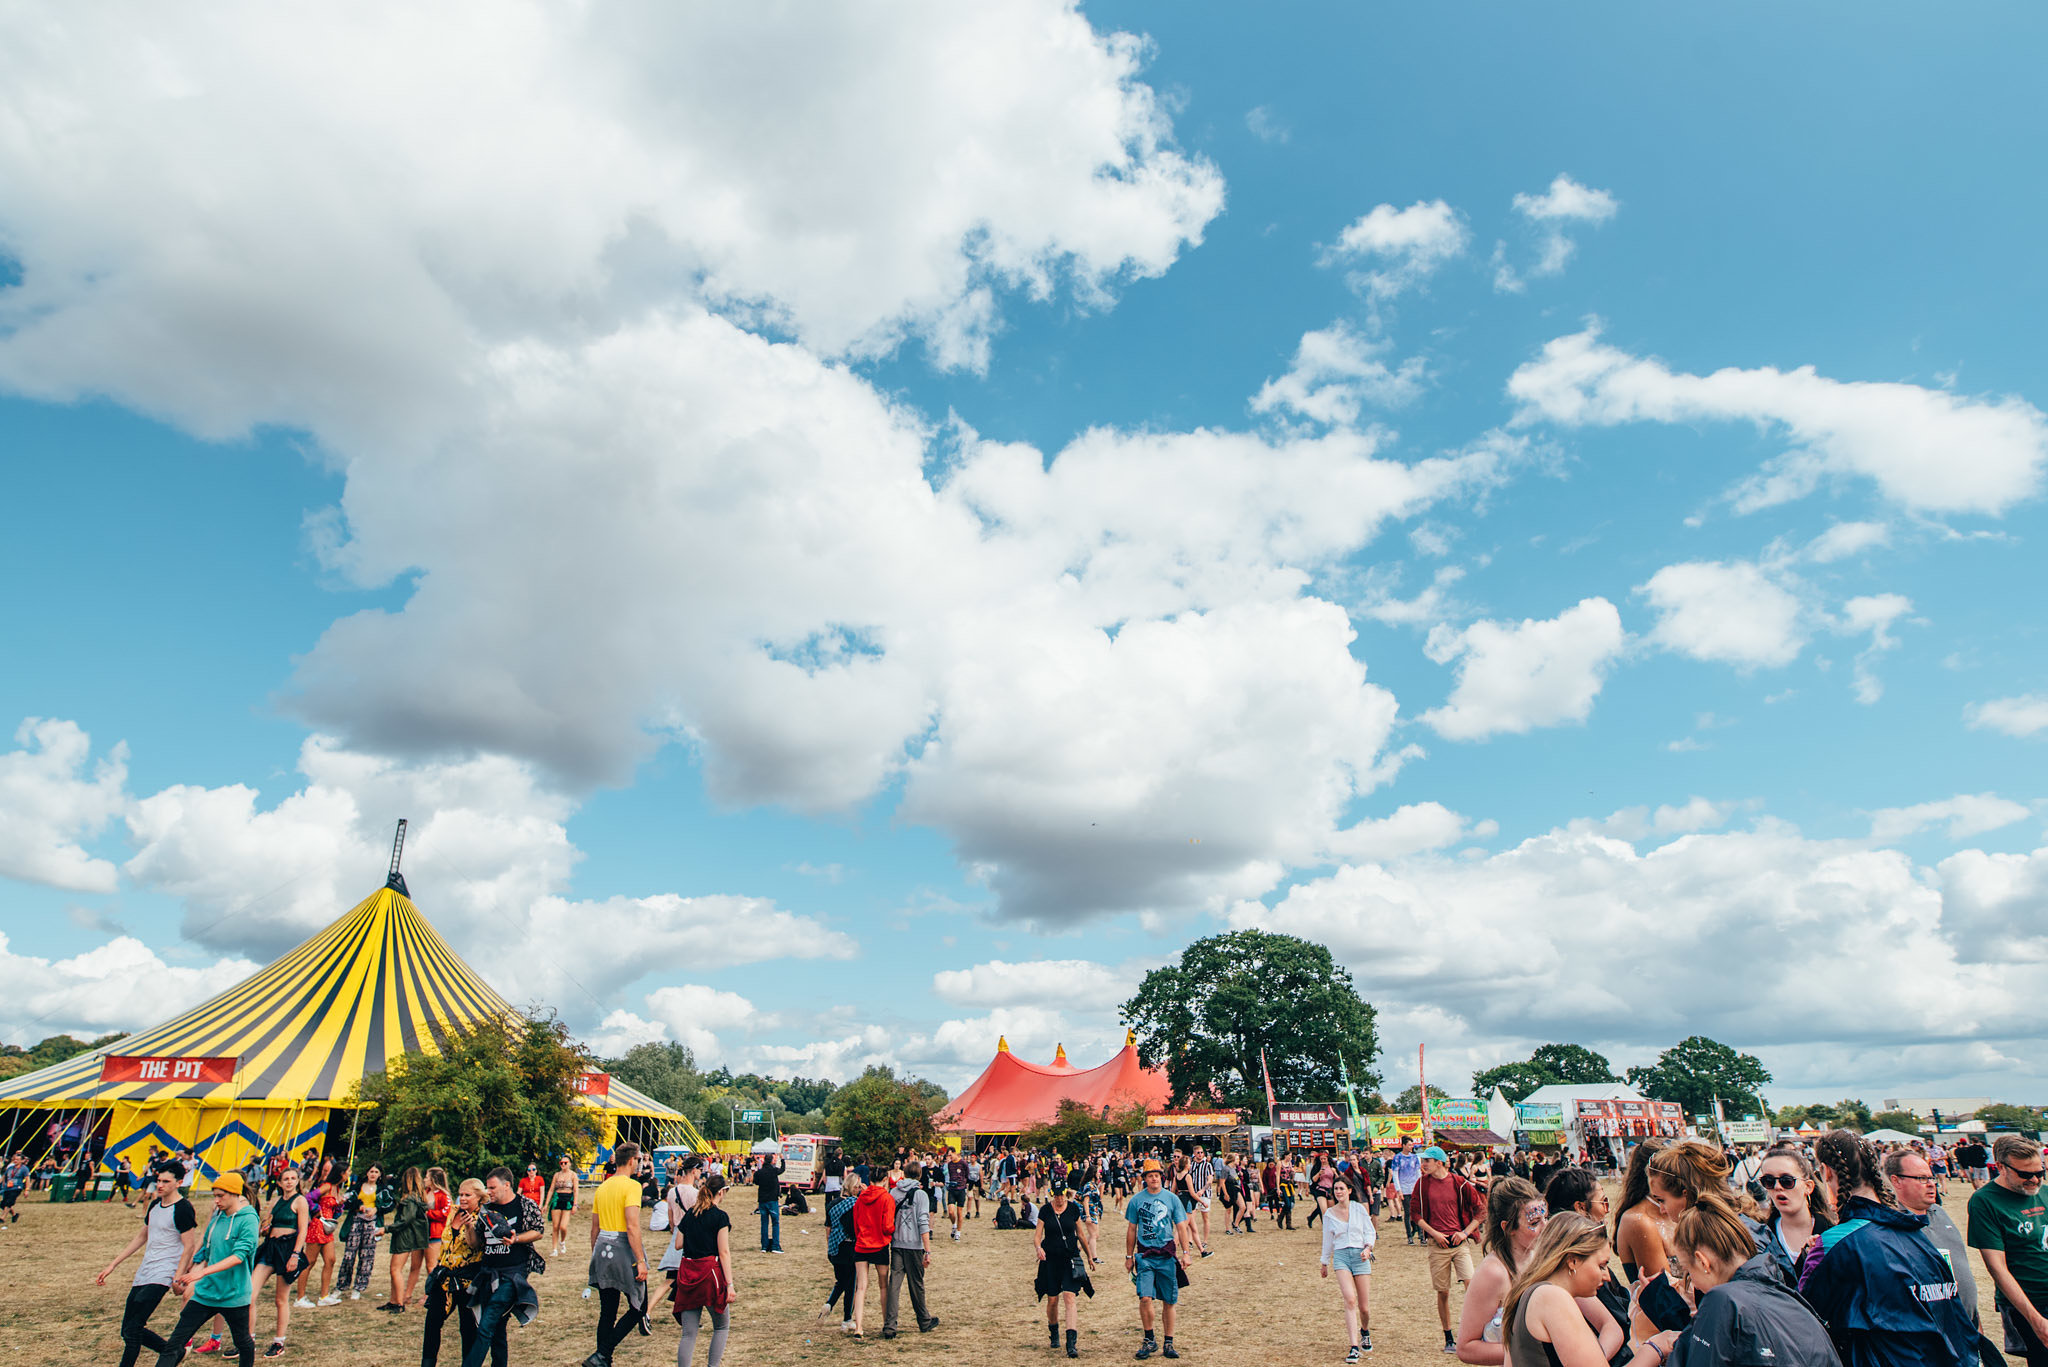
[54,1126,2048,1366]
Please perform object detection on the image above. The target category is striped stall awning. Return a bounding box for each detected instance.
[0,885,517,1107]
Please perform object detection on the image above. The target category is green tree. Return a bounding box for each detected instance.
[1018,1098,1145,1160]
[1625,1036,1771,1120]
[1833,1099,1872,1131]
[1120,930,1380,1118]
[1470,1061,1554,1104]
[1976,1103,2043,1131]
[351,1011,600,1178]
[777,1076,837,1115]
[0,1032,126,1081]
[1393,1083,1449,1112]
[604,1041,706,1114]
[828,1066,939,1160]
[1871,1110,1924,1134]
[1529,1044,1617,1084]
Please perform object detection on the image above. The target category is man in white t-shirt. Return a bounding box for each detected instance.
[96,1161,200,1367]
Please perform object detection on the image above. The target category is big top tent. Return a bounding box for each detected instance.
[0,852,706,1185]
[934,1031,1171,1138]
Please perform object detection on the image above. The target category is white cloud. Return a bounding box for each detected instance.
[0,931,258,1047]
[1639,560,1807,668]
[1509,325,2048,515]
[0,719,130,893]
[1421,597,1627,741]
[1238,817,2047,1059]
[1326,802,1495,862]
[1322,201,1469,301]
[1575,797,1738,842]
[1245,106,1289,144]
[1803,521,1890,563]
[932,959,1142,1009]
[1251,321,1426,426]
[1838,593,1913,704]
[1508,175,1618,279]
[1868,793,2030,844]
[0,0,1222,411]
[587,984,767,1061]
[1966,694,2048,738]
[1359,565,1466,627]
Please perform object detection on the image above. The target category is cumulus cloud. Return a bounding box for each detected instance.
[0,719,129,892]
[1358,565,1466,627]
[1838,593,1913,704]
[586,984,767,1061]
[0,931,258,1046]
[1326,802,1495,861]
[1321,201,1469,301]
[1237,818,2045,1057]
[1639,561,1806,668]
[1803,521,1890,564]
[1867,793,2030,844]
[1510,174,1618,276]
[932,959,1143,1009]
[1251,321,1426,426]
[1421,597,1627,740]
[1966,694,2048,738]
[1509,325,2048,515]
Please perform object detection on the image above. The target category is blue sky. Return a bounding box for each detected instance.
[2,1,2044,1106]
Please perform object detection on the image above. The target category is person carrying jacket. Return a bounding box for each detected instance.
[1670,1200,1840,1367]
[1797,1133,1975,1367]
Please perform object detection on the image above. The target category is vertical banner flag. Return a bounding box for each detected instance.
[1262,1047,1277,1122]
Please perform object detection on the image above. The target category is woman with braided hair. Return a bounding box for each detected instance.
[1796,1130,1976,1367]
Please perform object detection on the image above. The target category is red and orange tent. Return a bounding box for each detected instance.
[935,1031,1171,1137]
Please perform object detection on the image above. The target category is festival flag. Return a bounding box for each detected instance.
[1339,1053,1363,1140]
[1261,1046,1277,1122]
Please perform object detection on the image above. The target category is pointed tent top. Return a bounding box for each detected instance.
[385,817,410,895]
[1053,1043,1069,1067]
[1125,1028,1137,1048]
[996,1035,1009,1053]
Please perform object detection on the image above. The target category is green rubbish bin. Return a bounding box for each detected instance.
[48,1173,77,1204]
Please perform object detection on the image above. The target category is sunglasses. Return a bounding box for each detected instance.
[2008,1165,2047,1182]
[1757,1173,1803,1190]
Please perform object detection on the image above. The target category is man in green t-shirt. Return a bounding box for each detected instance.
[154,1170,261,1366]
[1967,1133,2048,1364]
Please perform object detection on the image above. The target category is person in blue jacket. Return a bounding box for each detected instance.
[1795,1131,1976,1367]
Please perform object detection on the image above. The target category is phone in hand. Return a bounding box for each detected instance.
[1637,1272,1692,1332]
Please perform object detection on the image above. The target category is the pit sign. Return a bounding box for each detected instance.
[100,1055,239,1085]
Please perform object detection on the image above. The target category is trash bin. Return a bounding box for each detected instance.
[48,1174,77,1204]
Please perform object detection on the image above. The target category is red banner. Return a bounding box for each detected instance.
[100,1055,238,1085]
[573,1072,611,1101]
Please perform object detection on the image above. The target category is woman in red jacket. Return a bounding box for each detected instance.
[850,1176,896,1339]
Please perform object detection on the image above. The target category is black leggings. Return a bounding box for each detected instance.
[118,1284,171,1367]
[422,1289,495,1367]
[597,1287,645,1355]
[1401,1192,1420,1239]
[826,1252,856,1311]
[156,1301,254,1367]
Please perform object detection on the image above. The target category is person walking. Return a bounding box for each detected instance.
[548,1156,579,1256]
[1670,1199,1840,1366]
[1390,1143,1423,1245]
[301,1176,340,1307]
[1967,1134,2048,1365]
[670,1175,737,1367]
[461,1167,545,1367]
[1410,1146,1484,1355]
[587,1141,651,1367]
[883,1160,938,1339]
[249,1167,311,1357]
[849,1167,895,1338]
[753,1150,784,1254]
[154,1171,262,1367]
[97,1159,200,1367]
[415,1168,453,1305]
[1799,1130,1976,1367]
[335,1163,385,1302]
[517,1163,546,1209]
[823,1172,861,1329]
[1319,1174,1378,1361]
[1035,1184,1097,1358]
[1125,1159,1192,1361]
[386,1167,431,1312]
[420,1178,488,1367]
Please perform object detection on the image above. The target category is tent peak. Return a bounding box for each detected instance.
[996,1035,1009,1053]
[385,817,410,895]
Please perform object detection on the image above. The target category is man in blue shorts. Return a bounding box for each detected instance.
[1124,1159,1191,1360]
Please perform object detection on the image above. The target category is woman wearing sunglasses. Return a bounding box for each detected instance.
[1457,1175,1618,1365]
[1755,1145,1833,1280]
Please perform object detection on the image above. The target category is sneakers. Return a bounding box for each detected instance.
[842,1321,855,1333]
[348,1291,361,1301]
[881,1329,899,1340]
[1135,1339,1157,1361]
[1345,1349,1361,1365]
[263,1343,287,1360]
[193,1337,223,1355]
[919,1317,940,1333]
[1198,1247,1213,1258]
[317,1294,341,1307]
[1441,1336,1458,1354]
[1161,1342,1179,1360]
[294,1297,316,1309]
[1360,1332,1373,1354]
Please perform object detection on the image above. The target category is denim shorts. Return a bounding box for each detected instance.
[1331,1245,1371,1277]
[1133,1252,1180,1304]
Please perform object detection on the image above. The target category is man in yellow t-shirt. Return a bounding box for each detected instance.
[588,1142,649,1363]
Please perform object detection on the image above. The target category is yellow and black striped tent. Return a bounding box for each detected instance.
[0,875,707,1184]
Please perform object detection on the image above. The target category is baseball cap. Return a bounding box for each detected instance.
[212,1171,246,1196]
[1420,1146,1448,1163]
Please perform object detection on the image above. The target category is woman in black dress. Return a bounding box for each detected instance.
[1034,1185,1097,1358]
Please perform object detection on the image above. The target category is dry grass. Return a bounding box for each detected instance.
[0,1185,2003,1366]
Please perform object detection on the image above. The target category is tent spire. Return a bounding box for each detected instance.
[386,818,410,896]
[996,1035,1009,1053]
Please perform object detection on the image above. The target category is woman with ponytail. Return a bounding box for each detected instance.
[671,1174,738,1367]
[1668,1200,1838,1366]
[1797,1131,1975,1367]
[1458,1176,1624,1365]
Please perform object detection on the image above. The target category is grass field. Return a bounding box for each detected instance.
[0,1185,2005,1366]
